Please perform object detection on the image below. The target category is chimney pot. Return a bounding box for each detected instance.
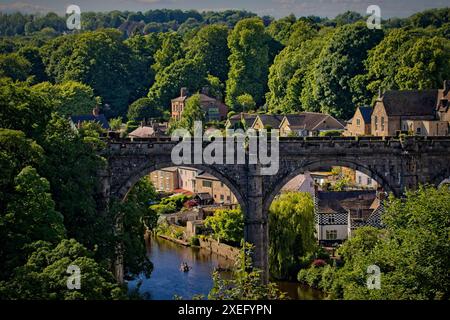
[180,87,188,97]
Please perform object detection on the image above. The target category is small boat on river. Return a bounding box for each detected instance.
[180,262,191,272]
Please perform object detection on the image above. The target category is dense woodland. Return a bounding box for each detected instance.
[0,7,449,299]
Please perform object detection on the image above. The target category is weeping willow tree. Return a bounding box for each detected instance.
[269,192,316,280]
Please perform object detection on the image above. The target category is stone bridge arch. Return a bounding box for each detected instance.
[99,136,450,284]
[116,161,247,212]
[262,158,395,215]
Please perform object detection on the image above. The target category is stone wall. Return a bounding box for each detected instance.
[199,238,239,261]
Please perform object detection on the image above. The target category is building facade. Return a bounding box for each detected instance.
[171,87,228,122]
[279,112,345,137]
[195,172,237,204]
[371,81,450,137]
[315,190,382,245]
[344,106,372,136]
[150,167,179,192]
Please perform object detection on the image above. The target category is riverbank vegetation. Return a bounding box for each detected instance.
[297,185,450,300]
[204,208,244,246]
[209,242,288,300]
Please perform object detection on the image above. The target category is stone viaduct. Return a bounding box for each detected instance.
[97,134,450,283]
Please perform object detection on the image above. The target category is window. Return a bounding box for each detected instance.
[416,127,421,135]
[328,216,335,224]
[227,196,230,201]
[220,194,224,201]
[374,116,378,130]
[356,118,361,126]
[202,180,212,188]
[220,182,224,187]
[326,230,338,240]
[367,177,372,185]
[358,176,362,184]
[381,117,385,131]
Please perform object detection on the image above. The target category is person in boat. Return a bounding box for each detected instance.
[180,262,190,272]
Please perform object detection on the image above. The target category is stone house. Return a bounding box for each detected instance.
[177,166,199,193]
[344,106,372,136]
[279,112,344,137]
[195,172,237,204]
[150,167,179,192]
[251,114,284,131]
[371,81,450,137]
[171,87,228,122]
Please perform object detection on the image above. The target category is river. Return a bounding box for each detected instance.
[127,235,324,300]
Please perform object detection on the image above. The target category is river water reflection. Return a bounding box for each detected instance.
[127,236,323,300]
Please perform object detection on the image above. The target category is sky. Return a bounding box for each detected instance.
[0,0,449,19]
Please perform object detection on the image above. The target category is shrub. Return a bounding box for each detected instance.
[189,235,200,246]
[312,259,327,267]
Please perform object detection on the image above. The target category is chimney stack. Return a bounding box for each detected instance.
[180,87,188,97]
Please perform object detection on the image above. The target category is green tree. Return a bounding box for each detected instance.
[269,192,316,280]
[204,208,244,245]
[127,97,163,122]
[124,33,161,102]
[0,239,125,300]
[170,93,206,133]
[308,185,450,300]
[364,29,450,96]
[265,24,325,113]
[226,18,270,109]
[186,24,230,82]
[0,166,65,278]
[148,57,207,111]
[17,46,47,82]
[110,176,157,278]
[312,22,383,119]
[235,93,256,112]
[0,52,31,81]
[152,32,184,74]
[33,81,97,117]
[39,115,112,260]
[0,78,53,139]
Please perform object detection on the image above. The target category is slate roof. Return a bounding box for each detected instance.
[70,114,110,129]
[284,112,343,131]
[129,126,155,138]
[316,190,377,214]
[254,114,284,129]
[358,106,373,123]
[171,93,217,103]
[379,90,438,117]
[196,172,218,181]
[195,192,213,200]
